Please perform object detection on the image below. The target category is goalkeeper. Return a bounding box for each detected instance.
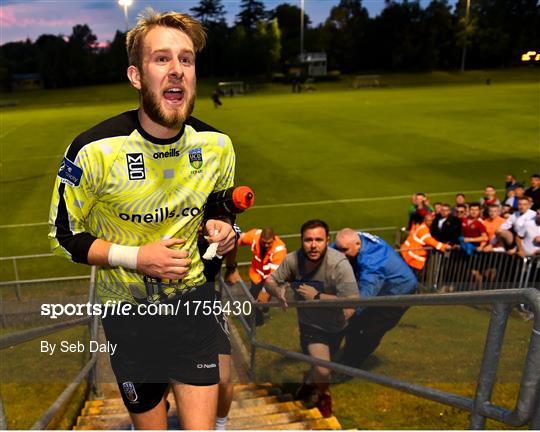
[48,9,236,430]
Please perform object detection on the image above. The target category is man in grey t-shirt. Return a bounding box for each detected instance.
[265,219,358,418]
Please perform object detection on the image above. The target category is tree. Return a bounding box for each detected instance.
[67,24,98,85]
[270,3,311,62]
[69,24,97,51]
[96,31,128,83]
[371,0,426,70]
[35,35,68,88]
[190,0,230,77]
[423,0,457,69]
[236,0,267,31]
[321,0,370,71]
[190,0,226,25]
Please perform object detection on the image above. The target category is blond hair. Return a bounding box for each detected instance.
[126,8,206,69]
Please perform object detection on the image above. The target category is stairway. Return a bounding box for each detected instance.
[74,383,342,430]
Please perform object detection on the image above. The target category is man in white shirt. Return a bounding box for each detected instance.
[517,210,540,257]
[496,197,536,252]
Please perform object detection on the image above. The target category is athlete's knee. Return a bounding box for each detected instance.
[312,365,331,381]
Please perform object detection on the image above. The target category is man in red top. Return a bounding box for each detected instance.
[225,227,287,325]
[459,203,488,254]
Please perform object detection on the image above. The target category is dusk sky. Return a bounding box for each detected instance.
[1,0,454,45]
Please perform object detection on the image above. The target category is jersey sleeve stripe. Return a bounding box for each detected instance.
[53,179,97,264]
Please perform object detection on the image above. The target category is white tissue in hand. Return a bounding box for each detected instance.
[203,230,222,260]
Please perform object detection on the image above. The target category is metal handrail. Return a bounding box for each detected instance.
[30,355,97,430]
[219,276,540,429]
[0,267,98,430]
[0,317,91,350]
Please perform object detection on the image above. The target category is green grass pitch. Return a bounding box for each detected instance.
[1,70,538,276]
[0,69,538,428]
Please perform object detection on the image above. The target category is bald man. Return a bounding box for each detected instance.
[332,229,417,376]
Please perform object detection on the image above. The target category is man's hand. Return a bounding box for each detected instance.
[224,268,242,285]
[275,286,288,309]
[297,283,319,300]
[206,219,236,255]
[267,284,288,309]
[137,239,191,279]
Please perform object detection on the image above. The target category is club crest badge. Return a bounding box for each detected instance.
[188,148,203,169]
[122,381,138,402]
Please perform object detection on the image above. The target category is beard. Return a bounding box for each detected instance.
[140,77,196,129]
[303,245,327,262]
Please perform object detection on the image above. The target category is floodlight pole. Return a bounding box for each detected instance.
[460,0,471,72]
[300,0,305,56]
[119,0,132,32]
[123,5,129,32]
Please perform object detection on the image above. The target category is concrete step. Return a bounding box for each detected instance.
[229,408,322,429]
[231,394,293,409]
[84,384,275,411]
[75,408,341,430]
[75,384,341,430]
[254,416,342,430]
[83,399,303,418]
[229,401,304,419]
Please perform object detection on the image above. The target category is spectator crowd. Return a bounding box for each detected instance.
[405,173,540,261]
[219,173,539,420]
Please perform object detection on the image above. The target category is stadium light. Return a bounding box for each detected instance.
[521,51,539,62]
[119,0,133,32]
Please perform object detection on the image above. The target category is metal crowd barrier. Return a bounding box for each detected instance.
[415,250,539,293]
[218,276,540,429]
[0,267,99,430]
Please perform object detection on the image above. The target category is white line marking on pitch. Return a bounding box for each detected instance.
[252,189,487,210]
[0,222,48,229]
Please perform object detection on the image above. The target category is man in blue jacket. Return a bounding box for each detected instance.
[332,228,418,372]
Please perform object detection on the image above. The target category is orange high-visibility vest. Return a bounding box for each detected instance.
[401,223,448,270]
[238,229,287,285]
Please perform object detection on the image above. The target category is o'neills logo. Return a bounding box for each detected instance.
[118,206,201,223]
[153,149,180,159]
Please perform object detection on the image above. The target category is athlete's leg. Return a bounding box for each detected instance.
[172,382,219,430]
[216,354,233,429]
[306,342,334,417]
[218,354,233,417]
[306,342,331,395]
[129,399,168,430]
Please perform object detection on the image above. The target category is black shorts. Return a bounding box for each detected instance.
[101,285,221,413]
[299,323,344,358]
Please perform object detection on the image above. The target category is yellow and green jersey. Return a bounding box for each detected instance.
[48,110,235,304]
